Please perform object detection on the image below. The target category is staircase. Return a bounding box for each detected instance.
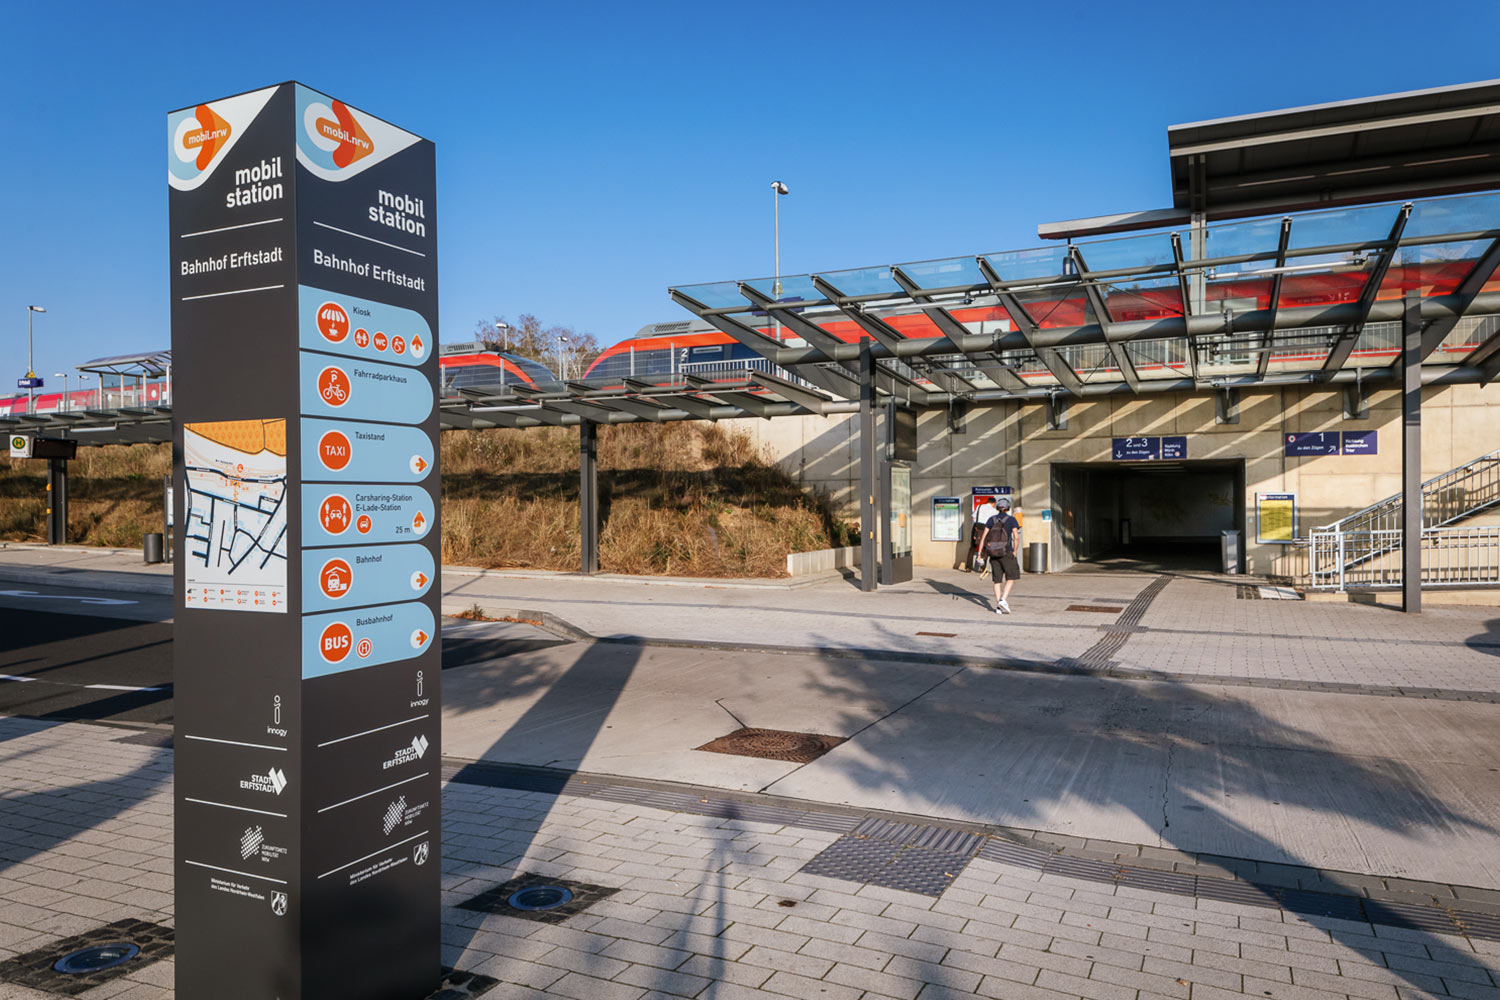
[1309,449,1500,590]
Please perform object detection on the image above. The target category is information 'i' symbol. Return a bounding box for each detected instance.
[319,494,352,534]
[317,302,350,343]
[318,366,350,407]
[273,695,281,725]
[416,671,423,697]
[319,431,352,471]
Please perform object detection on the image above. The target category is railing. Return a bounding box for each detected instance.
[1309,526,1500,589]
[1309,448,1500,589]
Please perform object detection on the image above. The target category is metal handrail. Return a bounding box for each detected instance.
[1309,526,1500,589]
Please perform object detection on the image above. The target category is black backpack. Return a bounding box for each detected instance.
[984,516,1013,557]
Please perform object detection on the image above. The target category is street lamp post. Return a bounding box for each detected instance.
[26,305,45,412]
[557,335,569,382]
[77,374,92,410]
[770,182,789,339]
[53,373,69,412]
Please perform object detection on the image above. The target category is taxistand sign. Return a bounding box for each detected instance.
[169,83,439,1000]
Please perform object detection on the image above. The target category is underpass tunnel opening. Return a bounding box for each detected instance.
[1051,459,1245,572]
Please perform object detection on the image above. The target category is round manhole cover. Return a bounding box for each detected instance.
[54,943,140,975]
[508,885,573,911]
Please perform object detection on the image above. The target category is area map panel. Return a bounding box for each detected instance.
[183,418,289,612]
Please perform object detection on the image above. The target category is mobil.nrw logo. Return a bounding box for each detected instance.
[294,84,421,183]
[167,85,277,192]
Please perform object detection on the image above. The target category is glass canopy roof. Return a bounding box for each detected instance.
[668,191,1500,400]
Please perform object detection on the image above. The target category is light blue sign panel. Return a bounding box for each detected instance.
[299,352,434,423]
[302,418,434,483]
[303,484,435,546]
[302,543,434,613]
[299,284,431,367]
[303,601,436,679]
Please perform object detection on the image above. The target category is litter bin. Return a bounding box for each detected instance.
[144,532,164,565]
[1220,529,1241,574]
[1026,541,1048,574]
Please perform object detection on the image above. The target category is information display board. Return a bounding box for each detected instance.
[931,497,962,541]
[1112,436,1187,461]
[169,83,439,1000]
[1257,493,1297,543]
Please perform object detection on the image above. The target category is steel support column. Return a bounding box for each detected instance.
[1402,291,1422,613]
[859,344,878,592]
[47,458,67,545]
[580,420,600,575]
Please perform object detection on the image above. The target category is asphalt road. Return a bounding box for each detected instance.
[0,583,564,728]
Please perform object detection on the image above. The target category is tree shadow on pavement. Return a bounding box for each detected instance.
[774,623,1500,998]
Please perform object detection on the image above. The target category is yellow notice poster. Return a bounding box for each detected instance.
[1257,492,1297,544]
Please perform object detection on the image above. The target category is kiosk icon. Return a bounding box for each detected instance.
[317,302,349,342]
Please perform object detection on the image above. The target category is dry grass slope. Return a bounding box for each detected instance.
[0,423,854,578]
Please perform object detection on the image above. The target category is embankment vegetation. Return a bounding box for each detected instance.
[0,423,855,578]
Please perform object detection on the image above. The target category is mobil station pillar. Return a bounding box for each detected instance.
[169,84,441,999]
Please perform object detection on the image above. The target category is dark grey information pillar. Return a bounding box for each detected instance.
[580,421,599,574]
[859,344,877,592]
[47,458,67,544]
[1402,290,1422,613]
[168,83,440,999]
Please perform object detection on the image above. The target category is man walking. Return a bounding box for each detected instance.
[976,497,1021,614]
[966,495,998,571]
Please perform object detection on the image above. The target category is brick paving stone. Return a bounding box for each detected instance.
[613,963,712,998]
[546,970,646,1000]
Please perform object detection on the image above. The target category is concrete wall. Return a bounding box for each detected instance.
[723,382,1500,576]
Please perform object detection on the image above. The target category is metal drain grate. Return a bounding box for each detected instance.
[800,818,984,897]
[1066,605,1124,613]
[695,727,845,764]
[458,873,617,924]
[0,919,173,997]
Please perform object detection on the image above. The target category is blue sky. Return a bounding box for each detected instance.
[3,0,1499,385]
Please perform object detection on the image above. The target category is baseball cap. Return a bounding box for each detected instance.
[996,497,1012,510]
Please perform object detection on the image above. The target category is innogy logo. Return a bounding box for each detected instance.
[305,99,373,169]
[174,104,232,172]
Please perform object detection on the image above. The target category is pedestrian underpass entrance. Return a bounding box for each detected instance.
[1050,459,1245,573]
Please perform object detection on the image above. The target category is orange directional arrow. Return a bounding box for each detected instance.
[412,335,424,353]
[415,631,428,645]
[413,457,427,473]
[415,573,428,588]
[413,511,426,528]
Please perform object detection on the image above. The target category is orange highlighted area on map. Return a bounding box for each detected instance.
[184,418,287,456]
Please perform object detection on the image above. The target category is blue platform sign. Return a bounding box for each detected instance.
[1342,430,1378,455]
[17,377,42,389]
[1161,436,1187,459]
[1285,432,1341,456]
[1113,437,1161,461]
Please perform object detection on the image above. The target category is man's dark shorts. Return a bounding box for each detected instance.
[990,554,1021,582]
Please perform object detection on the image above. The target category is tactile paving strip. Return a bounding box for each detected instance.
[799,817,985,897]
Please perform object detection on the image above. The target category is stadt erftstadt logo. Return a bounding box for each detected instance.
[240,766,288,795]
[382,734,429,771]
[303,98,373,169]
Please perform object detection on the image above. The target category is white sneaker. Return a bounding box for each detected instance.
[998,599,1011,614]
[994,603,1003,614]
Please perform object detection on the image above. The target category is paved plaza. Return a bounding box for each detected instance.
[2,543,1500,998]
